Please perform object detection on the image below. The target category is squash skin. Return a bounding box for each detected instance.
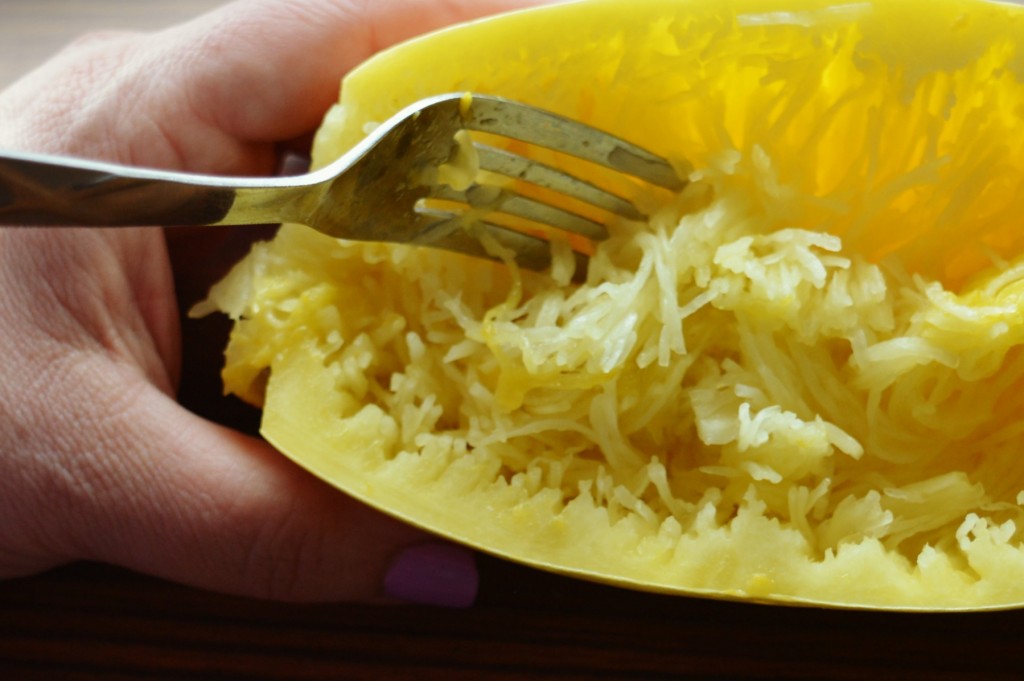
[205,0,1024,610]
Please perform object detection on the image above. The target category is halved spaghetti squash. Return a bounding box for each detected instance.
[197,0,1024,609]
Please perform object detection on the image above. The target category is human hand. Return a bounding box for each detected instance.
[0,0,542,604]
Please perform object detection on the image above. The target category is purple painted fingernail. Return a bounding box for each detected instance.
[383,542,479,608]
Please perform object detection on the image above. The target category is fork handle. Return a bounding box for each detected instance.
[0,150,257,228]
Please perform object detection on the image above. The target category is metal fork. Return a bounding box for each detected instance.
[0,93,685,271]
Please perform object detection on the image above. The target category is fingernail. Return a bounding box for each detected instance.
[383,541,479,608]
[276,152,310,176]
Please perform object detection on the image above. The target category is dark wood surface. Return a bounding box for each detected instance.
[2,555,1023,680]
[3,2,1024,679]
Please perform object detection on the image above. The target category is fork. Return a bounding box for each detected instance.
[0,93,685,271]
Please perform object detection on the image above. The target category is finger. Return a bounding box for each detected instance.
[0,0,550,172]
[165,0,553,144]
[44,366,474,603]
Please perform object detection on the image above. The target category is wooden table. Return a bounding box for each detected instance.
[4,556,1023,680]
[2,2,1023,678]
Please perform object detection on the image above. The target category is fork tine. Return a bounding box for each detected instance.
[427,184,609,241]
[412,208,587,275]
[474,144,643,221]
[464,95,688,191]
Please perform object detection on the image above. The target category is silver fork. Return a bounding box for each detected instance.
[0,93,685,271]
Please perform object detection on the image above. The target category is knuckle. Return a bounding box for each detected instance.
[238,500,327,600]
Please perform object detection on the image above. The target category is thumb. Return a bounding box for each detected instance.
[50,372,476,604]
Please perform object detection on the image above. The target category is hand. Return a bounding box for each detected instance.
[0,0,540,604]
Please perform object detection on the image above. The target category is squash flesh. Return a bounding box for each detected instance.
[199,0,1024,609]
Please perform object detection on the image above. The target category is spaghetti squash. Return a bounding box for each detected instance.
[197,0,1024,609]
